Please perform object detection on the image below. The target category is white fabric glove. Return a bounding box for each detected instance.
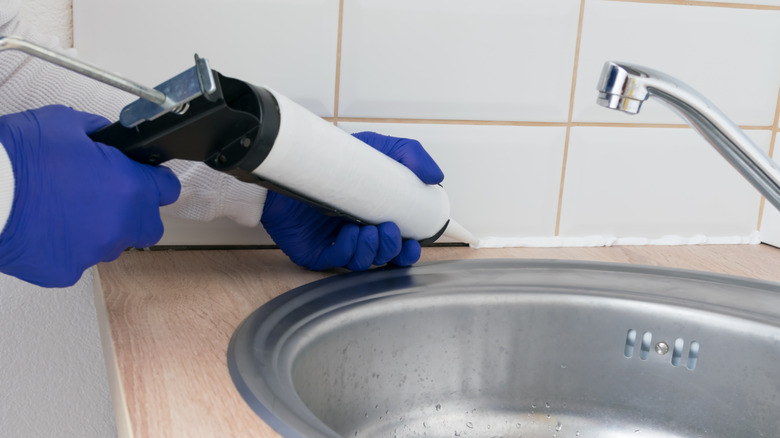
[162,160,267,227]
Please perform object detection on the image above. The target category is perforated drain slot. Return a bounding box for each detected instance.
[624,329,700,370]
[624,329,636,358]
[639,331,652,360]
[687,341,700,370]
[671,338,684,366]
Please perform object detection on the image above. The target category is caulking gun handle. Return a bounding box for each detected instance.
[88,85,259,166]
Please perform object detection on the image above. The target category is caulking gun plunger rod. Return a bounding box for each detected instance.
[0,35,168,105]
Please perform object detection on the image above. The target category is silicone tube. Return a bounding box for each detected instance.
[250,89,451,241]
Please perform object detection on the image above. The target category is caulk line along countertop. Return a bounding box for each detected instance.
[94,245,780,437]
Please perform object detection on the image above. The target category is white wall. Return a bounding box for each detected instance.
[0,273,115,437]
[0,1,116,437]
[72,0,780,247]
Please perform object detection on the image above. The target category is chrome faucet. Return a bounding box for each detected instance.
[597,61,780,212]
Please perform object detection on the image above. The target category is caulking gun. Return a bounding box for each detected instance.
[0,36,477,245]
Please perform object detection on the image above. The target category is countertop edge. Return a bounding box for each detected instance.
[93,269,134,438]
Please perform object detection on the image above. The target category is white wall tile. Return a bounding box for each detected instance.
[73,0,339,116]
[559,127,771,239]
[338,122,566,239]
[338,0,581,122]
[573,0,780,126]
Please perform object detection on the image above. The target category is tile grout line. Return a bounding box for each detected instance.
[555,0,587,237]
[608,0,780,11]
[332,0,345,124]
[330,116,773,131]
[333,117,570,127]
[755,83,780,232]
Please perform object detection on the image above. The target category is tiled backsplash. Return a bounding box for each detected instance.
[339,122,567,240]
[73,0,780,247]
[337,0,581,122]
[573,1,780,126]
[560,127,769,242]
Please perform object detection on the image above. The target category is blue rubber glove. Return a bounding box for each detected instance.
[0,105,181,287]
[261,131,444,271]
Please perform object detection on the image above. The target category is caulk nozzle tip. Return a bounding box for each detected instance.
[442,219,480,247]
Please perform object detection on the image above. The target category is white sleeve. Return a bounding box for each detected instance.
[0,140,14,235]
[161,161,268,228]
[0,0,268,227]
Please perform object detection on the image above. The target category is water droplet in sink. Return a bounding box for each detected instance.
[545,402,551,409]
[466,422,474,429]
[435,404,442,411]
[555,422,563,431]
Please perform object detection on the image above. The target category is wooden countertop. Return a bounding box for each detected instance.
[94,244,780,437]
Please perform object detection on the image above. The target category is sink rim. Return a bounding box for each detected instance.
[227,258,780,438]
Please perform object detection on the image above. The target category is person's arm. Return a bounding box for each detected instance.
[0,3,185,286]
[0,105,181,287]
[0,0,269,228]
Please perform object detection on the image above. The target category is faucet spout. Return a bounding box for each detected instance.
[596,61,780,212]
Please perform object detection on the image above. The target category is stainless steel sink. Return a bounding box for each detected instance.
[227,259,780,437]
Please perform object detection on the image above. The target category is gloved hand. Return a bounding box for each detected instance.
[0,105,181,287]
[261,131,444,271]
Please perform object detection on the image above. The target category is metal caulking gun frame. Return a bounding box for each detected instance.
[0,36,453,245]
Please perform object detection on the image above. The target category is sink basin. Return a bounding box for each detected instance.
[227,259,780,437]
